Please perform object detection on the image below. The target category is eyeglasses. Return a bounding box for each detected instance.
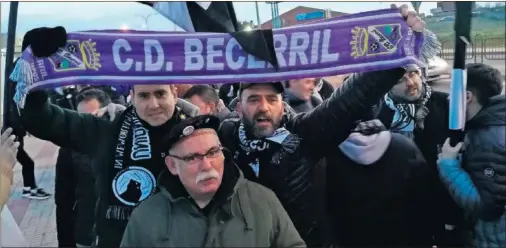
[168,145,223,164]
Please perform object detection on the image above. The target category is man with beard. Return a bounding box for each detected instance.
[217,7,425,245]
[371,64,465,246]
[17,26,199,247]
[218,77,391,245]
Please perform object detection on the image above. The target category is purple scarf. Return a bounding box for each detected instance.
[10,8,424,108]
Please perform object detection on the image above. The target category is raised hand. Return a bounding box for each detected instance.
[0,128,20,170]
[440,138,464,160]
[391,4,425,32]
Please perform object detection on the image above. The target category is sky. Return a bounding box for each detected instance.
[0,1,439,36]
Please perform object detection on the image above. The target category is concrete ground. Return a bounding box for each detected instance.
[6,137,59,247]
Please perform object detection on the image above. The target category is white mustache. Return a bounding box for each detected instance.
[195,169,221,184]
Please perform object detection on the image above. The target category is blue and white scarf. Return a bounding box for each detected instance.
[384,83,432,138]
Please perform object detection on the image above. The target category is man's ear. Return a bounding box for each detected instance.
[236,100,242,115]
[172,86,178,99]
[466,90,473,104]
[165,156,178,176]
[129,88,135,101]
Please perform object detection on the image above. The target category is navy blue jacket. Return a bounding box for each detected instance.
[438,95,506,247]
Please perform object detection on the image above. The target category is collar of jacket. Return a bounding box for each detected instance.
[466,95,506,129]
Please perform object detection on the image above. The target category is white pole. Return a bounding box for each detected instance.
[255,2,261,27]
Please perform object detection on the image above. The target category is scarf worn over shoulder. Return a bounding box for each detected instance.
[384,82,432,139]
[105,106,184,221]
[235,106,301,178]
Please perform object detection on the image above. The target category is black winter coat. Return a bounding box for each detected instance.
[327,132,433,247]
[55,148,96,246]
[463,95,506,221]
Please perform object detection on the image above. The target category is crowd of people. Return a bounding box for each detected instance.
[1,5,505,248]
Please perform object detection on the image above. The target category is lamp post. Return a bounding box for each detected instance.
[255,2,261,27]
[2,1,19,129]
[266,2,282,28]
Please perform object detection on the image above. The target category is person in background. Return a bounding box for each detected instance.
[174,84,194,98]
[284,78,323,113]
[5,58,51,200]
[437,63,505,248]
[79,85,127,105]
[218,83,240,108]
[327,119,433,247]
[176,98,200,117]
[121,115,305,247]
[371,64,463,246]
[54,88,112,248]
[316,78,335,101]
[183,85,238,121]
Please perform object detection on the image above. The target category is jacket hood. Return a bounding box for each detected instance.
[467,95,506,129]
[338,131,392,165]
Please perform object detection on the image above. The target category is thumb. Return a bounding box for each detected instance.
[455,142,464,151]
[108,104,116,121]
[444,138,450,147]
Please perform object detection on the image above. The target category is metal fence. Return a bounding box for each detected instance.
[440,35,505,62]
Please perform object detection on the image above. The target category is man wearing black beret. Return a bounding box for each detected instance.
[121,115,305,247]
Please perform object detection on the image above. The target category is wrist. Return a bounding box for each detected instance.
[440,155,457,160]
[0,164,14,185]
[438,157,460,166]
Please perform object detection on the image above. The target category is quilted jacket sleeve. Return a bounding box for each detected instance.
[438,153,506,221]
[462,130,506,221]
[438,158,482,212]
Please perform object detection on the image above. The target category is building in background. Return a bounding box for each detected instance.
[430,2,477,17]
[0,33,7,50]
[0,34,23,57]
[260,6,347,29]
